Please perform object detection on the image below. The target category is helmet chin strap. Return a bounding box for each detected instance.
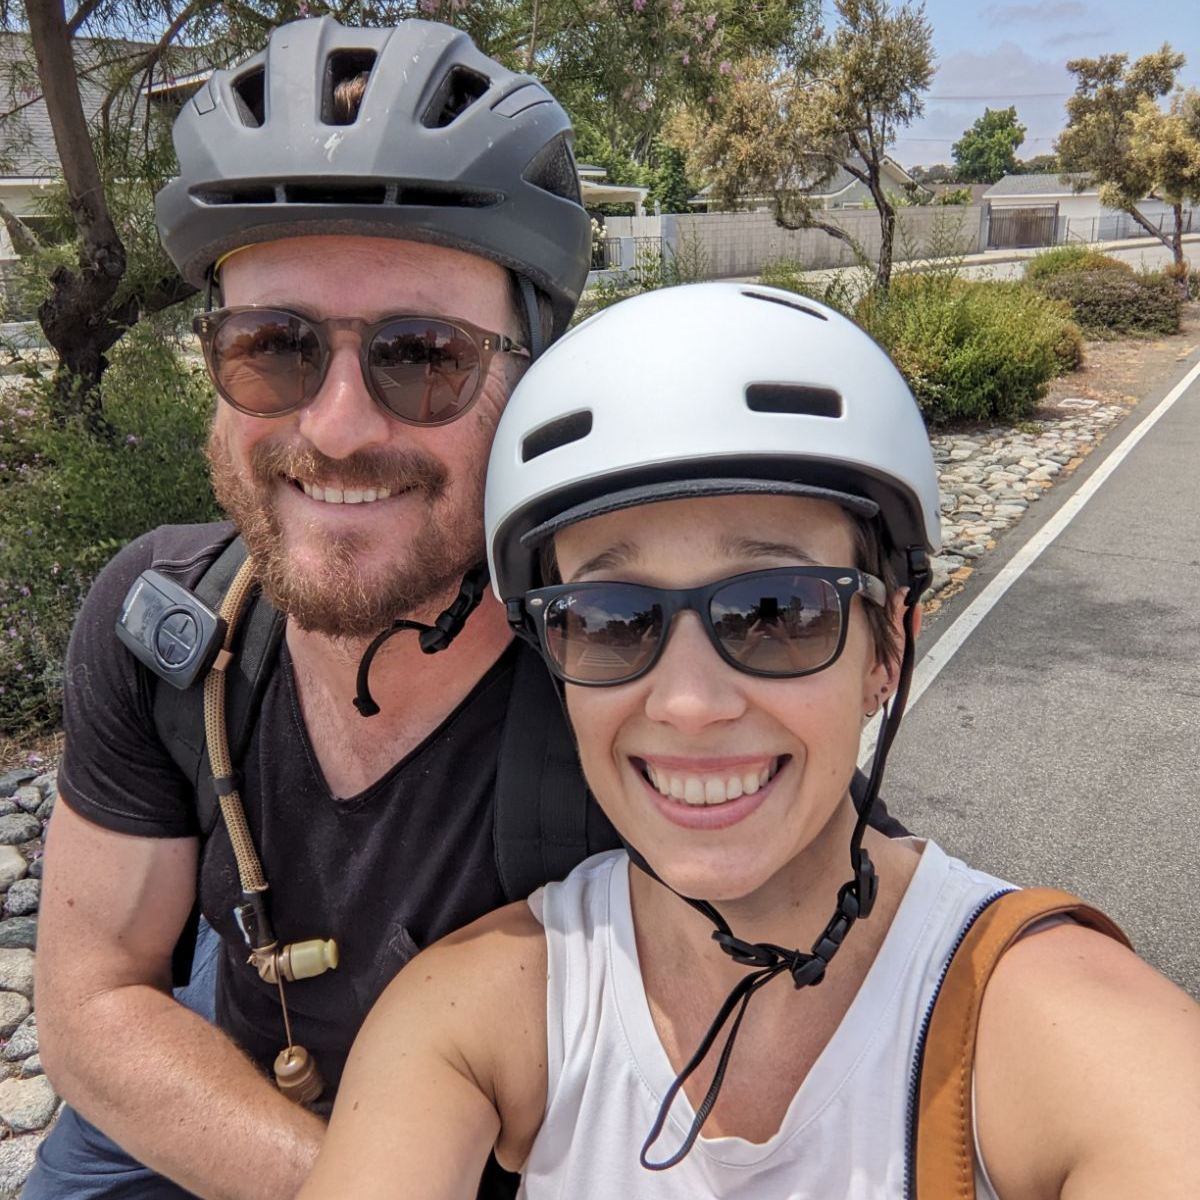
[630,548,929,1170]
[352,562,490,717]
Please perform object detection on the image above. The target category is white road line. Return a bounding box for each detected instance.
[860,354,1200,767]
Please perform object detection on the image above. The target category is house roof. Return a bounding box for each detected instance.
[984,172,1094,199]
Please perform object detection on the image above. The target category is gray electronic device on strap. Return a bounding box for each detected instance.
[116,569,226,691]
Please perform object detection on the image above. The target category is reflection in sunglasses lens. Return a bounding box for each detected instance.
[711,575,840,675]
[215,312,321,414]
[544,590,664,683]
[369,320,480,423]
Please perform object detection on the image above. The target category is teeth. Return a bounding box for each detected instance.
[300,481,393,504]
[645,760,780,806]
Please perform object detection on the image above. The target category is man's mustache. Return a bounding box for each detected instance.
[248,441,448,495]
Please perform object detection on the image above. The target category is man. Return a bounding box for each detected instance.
[30,17,904,1200]
[30,19,591,1200]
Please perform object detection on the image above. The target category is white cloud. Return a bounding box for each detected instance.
[893,44,1074,167]
[983,2,1088,25]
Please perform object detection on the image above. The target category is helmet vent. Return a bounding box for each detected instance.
[232,68,266,128]
[523,134,583,203]
[423,66,491,129]
[746,384,843,418]
[740,290,828,321]
[323,51,378,125]
[521,410,593,462]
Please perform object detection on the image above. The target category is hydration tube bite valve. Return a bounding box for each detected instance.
[234,890,338,1105]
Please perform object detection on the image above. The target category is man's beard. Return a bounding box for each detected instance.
[207,426,486,639]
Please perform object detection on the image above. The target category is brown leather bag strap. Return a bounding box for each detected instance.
[914,886,1131,1199]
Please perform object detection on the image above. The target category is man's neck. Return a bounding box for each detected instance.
[284,594,516,797]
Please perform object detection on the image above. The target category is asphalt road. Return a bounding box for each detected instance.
[880,345,1200,998]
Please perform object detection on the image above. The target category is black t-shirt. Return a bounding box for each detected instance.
[60,523,515,1103]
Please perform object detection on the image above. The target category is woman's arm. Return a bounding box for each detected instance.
[298,900,549,1200]
[976,922,1200,1200]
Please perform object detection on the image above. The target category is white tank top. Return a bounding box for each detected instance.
[519,840,1009,1199]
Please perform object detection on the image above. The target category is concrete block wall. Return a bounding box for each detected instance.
[663,206,983,278]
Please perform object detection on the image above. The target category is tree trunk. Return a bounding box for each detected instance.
[26,0,128,423]
[1170,203,1191,300]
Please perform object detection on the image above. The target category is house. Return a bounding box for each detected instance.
[690,154,924,213]
[576,163,649,216]
[982,172,1189,249]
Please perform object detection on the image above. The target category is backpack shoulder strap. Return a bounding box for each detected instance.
[914,886,1131,1198]
[152,535,285,838]
[493,643,619,902]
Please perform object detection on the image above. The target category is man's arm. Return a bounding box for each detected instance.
[298,901,548,1200]
[37,798,325,1200]
[976,922,1200,1199]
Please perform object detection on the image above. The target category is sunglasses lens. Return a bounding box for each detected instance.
[542,587,664,684]
[710,574,842,676]
[368,320,482,423]
[210,311,322,414]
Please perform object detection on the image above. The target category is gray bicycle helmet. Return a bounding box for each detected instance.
[155,16,590,338]
[486,282,940,599]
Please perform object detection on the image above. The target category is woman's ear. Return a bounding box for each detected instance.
[866,592,921,715]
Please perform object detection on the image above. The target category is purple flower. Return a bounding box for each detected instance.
[126,434,139,445]
[26,753,41,765]
[633,0,646,10]
[18,587,29,597]
[719,59,731,73]
[705,12,717,30]
[681,50,690,64]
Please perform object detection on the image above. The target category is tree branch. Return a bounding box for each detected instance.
[0,197,41,256]
[25,0,123,268]
[65,0,104,34]
[98,0,204,136]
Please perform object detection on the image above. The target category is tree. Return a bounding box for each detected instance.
[1057,45,1197,296]
[1013,152,1058,174]
[1,0,337,425]
[691,0,934,291]
[2,0,820,420]
[952,106,1025,183]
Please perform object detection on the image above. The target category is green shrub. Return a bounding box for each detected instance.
[1024,244,1133,282]
[757,258,867,317]
[0,317,219,733]
[1034,268,1182,337]
[860,277,1080,424]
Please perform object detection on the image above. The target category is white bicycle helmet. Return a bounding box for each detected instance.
[486,281,940,600]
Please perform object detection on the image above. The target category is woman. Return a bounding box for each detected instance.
[298,283,1199,1198]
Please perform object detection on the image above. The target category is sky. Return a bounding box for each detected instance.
[849,0,1200,169]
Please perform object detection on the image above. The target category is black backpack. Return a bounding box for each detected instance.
[151,533,620,984]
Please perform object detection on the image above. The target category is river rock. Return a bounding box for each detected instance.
[0,952,34,1001]
[0,802,17,820]
[0,1130,48,1195]
[0,1074,58,1131]
[10,789,40,816]
[26,859,42,881]
[18,1053,41,1079]
[0,993,29,1039]
[0,771,36,801]
[0,848,26,893]
[3,881,38,919]
[0,816,40,847]
[34,797,53,822]
[3,1013,37,1061]
[31,773,56,799]
[0,919,37,951]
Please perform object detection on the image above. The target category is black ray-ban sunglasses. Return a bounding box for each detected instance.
[522,566,888,687]
[193,306,529,426]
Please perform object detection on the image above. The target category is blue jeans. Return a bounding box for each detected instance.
[22,919,221,1200]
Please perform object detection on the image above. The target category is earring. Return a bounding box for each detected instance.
[864,685,889,720]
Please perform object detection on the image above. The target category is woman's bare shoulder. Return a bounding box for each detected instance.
[976,921,1200,1200]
